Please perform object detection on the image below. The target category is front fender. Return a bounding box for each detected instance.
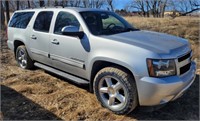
[86,46,161,81]
[89,56,136,77]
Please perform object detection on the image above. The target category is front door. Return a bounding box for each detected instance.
[49,11,89,78]
[29,11,53,65]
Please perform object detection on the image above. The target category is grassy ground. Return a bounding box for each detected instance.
[0,16,199,120]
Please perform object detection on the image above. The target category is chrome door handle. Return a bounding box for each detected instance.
[51,39,59,45]
[31,35,37,39]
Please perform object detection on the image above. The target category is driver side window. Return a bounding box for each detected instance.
[54,11,80,34]
[102,15,125,29]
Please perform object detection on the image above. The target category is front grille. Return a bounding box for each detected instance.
[178,51,191,62]
[180,63,191,75]
[177,51,192,75]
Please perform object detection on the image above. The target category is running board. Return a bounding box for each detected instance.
[34,62,89,85]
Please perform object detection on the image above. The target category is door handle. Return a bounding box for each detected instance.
[31,35,37,40]
[51,39,59,45]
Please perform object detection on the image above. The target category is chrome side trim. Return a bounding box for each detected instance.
[30,48,48,57]
[34,62,89,84]
[50,54,85,69]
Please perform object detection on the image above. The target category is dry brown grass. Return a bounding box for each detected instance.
[0,17,199,120]
[126,17,199,41]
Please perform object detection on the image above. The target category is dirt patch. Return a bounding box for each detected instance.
[0,17,199,120]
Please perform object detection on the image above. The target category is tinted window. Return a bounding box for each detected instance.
[9,12,34,29]
[81,11,137,35]
[54,11,80,34]
[33,11,53,32]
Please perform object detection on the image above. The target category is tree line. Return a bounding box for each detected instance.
[126,0,200,17]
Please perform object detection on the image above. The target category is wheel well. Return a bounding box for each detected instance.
[14,40,24,55]
[90,60,134,92]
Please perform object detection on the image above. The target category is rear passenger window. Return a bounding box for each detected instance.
[9,12,34,29]
[54,11,80,34]
[33,11,53,32]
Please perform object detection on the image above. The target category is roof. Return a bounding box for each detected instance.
[15,7,108,13]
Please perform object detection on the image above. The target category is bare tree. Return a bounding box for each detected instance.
[129,0,146,16]
[94,0,105,8]
[169,0,200,16]
[5,0,10,23]
[61,0,68,7]
[160,0,168,17]
[82,0,105,8]
[146,0,162,17]
[8,0,16,11]
[27,0,31,8]
[47,0,51,6]
[39,0,45,7]
[16,0,19,10]
[128,0,169,17]
[74,0,81,7]
[29,0,35,8]
[55,0,65,6]
[82,0,91,8]
[107,0,114,11]
[181,0,200,15]
[69,0,74,6]
[1,1,5,29]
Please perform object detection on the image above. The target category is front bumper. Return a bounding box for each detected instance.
[136,61,196,106]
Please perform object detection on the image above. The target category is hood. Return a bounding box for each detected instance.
[101,30,190,56]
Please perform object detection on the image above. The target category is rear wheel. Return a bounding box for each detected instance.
[93,67,138,114]
[16,45,34,69]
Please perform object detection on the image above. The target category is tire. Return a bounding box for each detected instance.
[93,66,138,115]
[16,45,34,69]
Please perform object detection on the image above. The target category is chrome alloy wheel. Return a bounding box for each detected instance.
[17,49,27,68]
[98,76,128,111]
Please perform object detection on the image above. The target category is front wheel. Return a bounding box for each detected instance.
[93,67,138,114]
[16,45,34,69]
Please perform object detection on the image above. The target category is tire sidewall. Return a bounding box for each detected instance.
[16,45,33,69]
[93,67,138,114]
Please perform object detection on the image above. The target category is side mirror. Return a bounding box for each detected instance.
[61,26,84,39]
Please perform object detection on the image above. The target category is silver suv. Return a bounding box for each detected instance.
[7,7,196,114]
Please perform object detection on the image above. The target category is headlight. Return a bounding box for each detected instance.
[147,59,176,77]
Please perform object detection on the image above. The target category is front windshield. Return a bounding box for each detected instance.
[80,11,138,35]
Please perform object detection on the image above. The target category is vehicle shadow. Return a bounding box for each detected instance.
[128,75,199,120]
[44,71,90,91]
[0,85,62,120]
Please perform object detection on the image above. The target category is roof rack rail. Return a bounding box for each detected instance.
[40,6,65,9]
[24,6,86,10]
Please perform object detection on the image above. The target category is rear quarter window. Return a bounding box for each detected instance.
[33,11,53,32]
[9,12,34,29]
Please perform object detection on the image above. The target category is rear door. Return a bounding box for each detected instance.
[29,11,53,65]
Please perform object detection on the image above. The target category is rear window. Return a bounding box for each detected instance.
[9,12,34,29]
[33,11,53,32]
